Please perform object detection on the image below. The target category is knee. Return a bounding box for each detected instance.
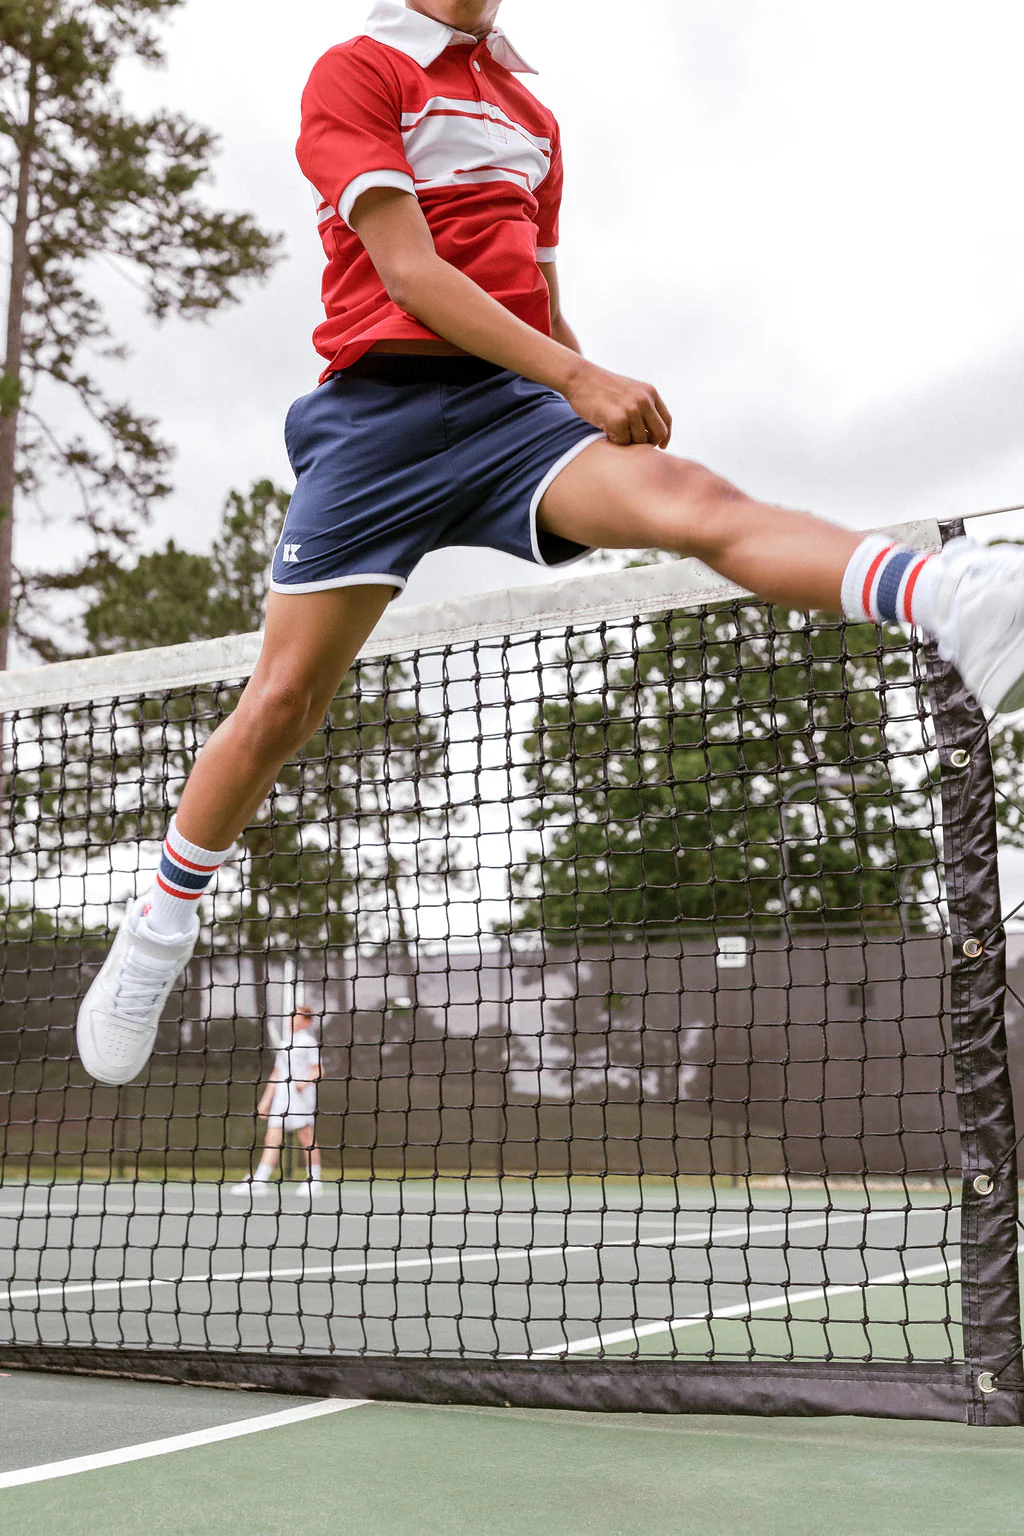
[647,459,752,557]
[240,673,328,758]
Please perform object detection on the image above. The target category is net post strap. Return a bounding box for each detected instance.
[924,518,1024,1423]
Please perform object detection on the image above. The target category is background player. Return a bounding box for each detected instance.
[77,0,1024,1085]
[231,1004,324,1200]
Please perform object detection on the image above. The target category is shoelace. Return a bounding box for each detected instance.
[112,951,175,1026]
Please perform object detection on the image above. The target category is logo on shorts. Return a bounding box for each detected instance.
[283,544,302,564]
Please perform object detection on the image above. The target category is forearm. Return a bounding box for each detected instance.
[351,191,669,445]
[391,255,583,393]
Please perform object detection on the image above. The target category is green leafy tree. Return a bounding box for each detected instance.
[82,478,288,650]
[4,483,458,949]
[0,0,281,666]
[507,604,942,937]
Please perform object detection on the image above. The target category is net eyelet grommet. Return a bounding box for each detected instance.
[949,749,971,770]
[972,1174,994,1196]
[962,937,984,960]
[977,1371,998,1395]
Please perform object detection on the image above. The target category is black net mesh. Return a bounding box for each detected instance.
[0,568,1019,1418]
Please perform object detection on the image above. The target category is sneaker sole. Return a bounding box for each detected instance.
[76,1012,155,1087]
[75,902,199,1085]
[997,670,1024,714]
[988,640,1024,716]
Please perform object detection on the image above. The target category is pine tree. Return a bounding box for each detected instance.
[81,478,288,650]
[0,0,281,667]
[4,483,458,951]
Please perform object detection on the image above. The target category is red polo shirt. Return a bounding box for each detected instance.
[296,0,562,379]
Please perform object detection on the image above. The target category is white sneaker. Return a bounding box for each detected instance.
[925,538,1024,715]
[295,1180,325,1201]
[76,897,199,1085]
[230,1179,270,1199]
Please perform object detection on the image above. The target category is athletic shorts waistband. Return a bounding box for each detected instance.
[335,354,506,388]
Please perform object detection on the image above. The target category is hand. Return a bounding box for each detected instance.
[562,361,672,449]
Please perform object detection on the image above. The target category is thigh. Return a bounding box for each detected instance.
[536,439,712,554]
[296,1123,315,1148]
[244,583,393,716]
[264,1119,284,1146]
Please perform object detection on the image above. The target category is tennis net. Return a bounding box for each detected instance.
[1,516,1021,1423]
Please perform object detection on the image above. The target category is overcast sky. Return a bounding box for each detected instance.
[17,0,1024,608]
[9,0,1024,920]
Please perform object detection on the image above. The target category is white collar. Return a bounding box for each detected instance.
[364,1,537,74]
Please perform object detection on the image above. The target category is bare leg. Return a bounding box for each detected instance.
[538,442,860,611]
[175,584,395,849]
[297,1122,321,1180]
[258,1122,284,1173]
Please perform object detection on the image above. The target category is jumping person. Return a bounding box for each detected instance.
[77,0,1024,1085]
[231,1005,324,1201]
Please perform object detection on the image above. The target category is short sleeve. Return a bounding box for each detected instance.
[297,46,416,228]
[534,121,563,262]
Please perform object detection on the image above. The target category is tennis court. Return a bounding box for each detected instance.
[1,1370,1022,1536]
[2,1371,1021,1536]
[2,1177,1023,1535]
[0,1177,977,1363]
[2,528,1024,1530]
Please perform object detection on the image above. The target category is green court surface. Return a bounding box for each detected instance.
[1,1371,1023,1536]
[4,1181,1023,1533]
[0,1179,982,1363]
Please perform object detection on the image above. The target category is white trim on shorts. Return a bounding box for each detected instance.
[528,432,606,567]
[269,572,408,597]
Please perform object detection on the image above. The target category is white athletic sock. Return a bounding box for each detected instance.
[907,555,943,641]
[144,816,233,937]
[253,1161,276,1184]
[841,536,937,631]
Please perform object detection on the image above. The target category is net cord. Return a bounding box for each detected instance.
[0,518,942,716]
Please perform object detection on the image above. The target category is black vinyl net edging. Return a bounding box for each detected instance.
[1,551,1021,1424]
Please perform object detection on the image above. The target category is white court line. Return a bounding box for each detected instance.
[0,1186,720,1211]
[0,1397,368,1490]
[0,1232,674,1304]
[0,1210,905,1307]
[534,1240,1023,1357]
[0,1190,683,1216]
[0,1201,675,1229]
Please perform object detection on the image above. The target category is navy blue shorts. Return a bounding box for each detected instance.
[271,356,604,596]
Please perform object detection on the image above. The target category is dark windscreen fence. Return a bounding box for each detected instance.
[1,518,1021,1424]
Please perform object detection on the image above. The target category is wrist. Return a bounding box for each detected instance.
[547,348,590,396]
